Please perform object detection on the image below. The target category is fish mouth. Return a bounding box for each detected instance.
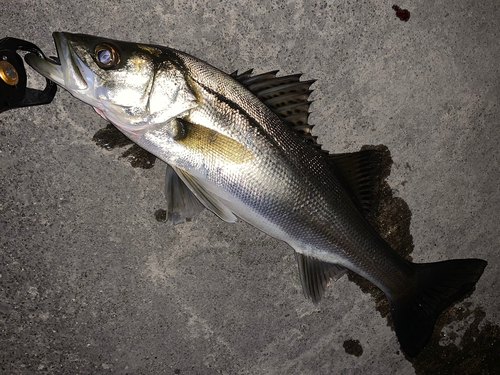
[25,32,89,91]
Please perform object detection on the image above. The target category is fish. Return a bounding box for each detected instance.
[26,32,487,357]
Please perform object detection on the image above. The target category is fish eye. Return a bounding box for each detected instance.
[94,43,120,69]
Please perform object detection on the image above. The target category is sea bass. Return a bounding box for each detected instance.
[26,32,487,357]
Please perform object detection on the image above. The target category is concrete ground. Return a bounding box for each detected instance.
[1,1,499,374]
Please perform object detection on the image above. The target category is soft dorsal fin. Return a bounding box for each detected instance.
[231,70,315,137]
[328,147,390,216]
[295,252,347,304]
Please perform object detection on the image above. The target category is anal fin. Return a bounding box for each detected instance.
[295,252,347,304]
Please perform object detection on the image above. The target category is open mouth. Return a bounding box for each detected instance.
[25,32,88,91]
[47,55,61,65]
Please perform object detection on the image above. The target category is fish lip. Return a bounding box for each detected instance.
[25,32,88,91]
[51,32,63,66]
[53,32,89,91]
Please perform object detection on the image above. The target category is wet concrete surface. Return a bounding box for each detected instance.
[1,1,499,374]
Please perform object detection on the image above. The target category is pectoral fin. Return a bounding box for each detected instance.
[295,252,347,304]
[174,167,237,223]
[174,118,254,165]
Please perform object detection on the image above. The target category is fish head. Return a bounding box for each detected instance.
[26,32,198,139]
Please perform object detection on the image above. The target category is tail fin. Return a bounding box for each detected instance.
[389,259,487,357]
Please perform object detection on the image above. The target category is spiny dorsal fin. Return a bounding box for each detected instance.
[328,147,391,216]
[295,252,347,304]
[231,69,316,138]
[231,70,390,217]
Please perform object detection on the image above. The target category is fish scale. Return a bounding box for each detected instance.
[186,69,410,292]
[25,32,487,357]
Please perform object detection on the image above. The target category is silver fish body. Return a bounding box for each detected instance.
[26,32,487,357]
[172,53,413,291]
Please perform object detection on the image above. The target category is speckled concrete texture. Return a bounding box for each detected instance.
[1,1,499,374]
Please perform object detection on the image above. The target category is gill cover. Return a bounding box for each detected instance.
[27,32,198,133]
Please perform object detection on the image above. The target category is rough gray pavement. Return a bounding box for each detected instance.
[1,1,499,374]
